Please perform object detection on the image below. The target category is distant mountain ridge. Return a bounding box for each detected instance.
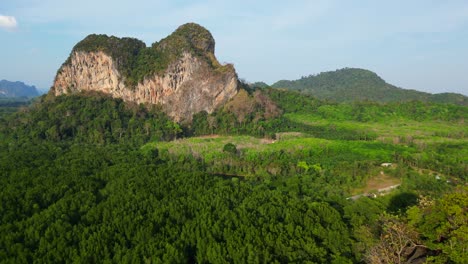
[270,68,467,105]
[0,80,40,97]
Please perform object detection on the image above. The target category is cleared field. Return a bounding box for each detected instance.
[143,133,397,164]
[141,111,466,196]
[351,171,402,196]
[285,113,467,144]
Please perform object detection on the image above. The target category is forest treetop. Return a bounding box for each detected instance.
[271,68,467,105]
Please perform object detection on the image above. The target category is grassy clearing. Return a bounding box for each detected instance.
[141,111,466,190]
[351,171,401,195]
[142,113,465,163]
[143,135,267,155]
[285,113,467,144]
[143,133,397,162]
[143,135,326,163]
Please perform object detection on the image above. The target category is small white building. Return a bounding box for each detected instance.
[381,163,392,167]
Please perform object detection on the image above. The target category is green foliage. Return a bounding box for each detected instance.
[0,85,466,262]
[127,47,169,86]
[156,22,215,58]
[223,142,237,154]
[265,88,467,123]
[156,23,236,74]
[0,141,355,263]
[64,23,227,88]
[364,214,422,264]
[429,92,468,105]
[188,99,377,141]
[387,192,419,214]
[68,34,145,87]
[265,88,321,114]
[407,188,468,263]
[0,93,180,145]
[0,97,32,118]
[249,81,269,89]
[271,68,467,105]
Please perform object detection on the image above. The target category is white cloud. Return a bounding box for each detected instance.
[0,15,18,31]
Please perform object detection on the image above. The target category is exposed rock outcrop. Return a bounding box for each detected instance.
[52,23,239,122]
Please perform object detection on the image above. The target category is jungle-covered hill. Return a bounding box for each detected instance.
[270,68,467,105]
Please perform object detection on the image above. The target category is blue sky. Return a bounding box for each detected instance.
[1,0,467,95]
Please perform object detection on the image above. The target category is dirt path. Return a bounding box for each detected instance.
[348,183,401,200]
[349,171,401,200]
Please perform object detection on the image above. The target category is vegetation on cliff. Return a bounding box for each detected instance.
[156,22,215,61]
[62,23,232,88]
[272,68,467,105]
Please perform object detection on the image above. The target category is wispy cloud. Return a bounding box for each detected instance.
[0,15,18,31]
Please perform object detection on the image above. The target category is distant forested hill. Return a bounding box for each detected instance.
[271,68,467,105]
[0,80,40,97]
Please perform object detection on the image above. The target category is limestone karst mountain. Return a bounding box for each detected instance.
[52,23,239,122]
[0,80,39,97]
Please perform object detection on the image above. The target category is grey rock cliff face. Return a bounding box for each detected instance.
[53,48,238,122]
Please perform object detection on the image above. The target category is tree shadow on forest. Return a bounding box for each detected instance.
[387,192,419,214]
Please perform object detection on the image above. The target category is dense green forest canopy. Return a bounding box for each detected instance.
[264,88,467,122]
[0,89,466,263]
[271,68,467,105]
[0,97,33,118]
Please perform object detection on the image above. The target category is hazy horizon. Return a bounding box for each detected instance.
[1,0,467,95]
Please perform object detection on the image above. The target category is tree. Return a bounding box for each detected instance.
[223,143,237,155]
[165,121,182,140]
[365,214,425,264]
[407,188,468,263]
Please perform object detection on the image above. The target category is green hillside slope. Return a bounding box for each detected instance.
[271,68,467,105]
